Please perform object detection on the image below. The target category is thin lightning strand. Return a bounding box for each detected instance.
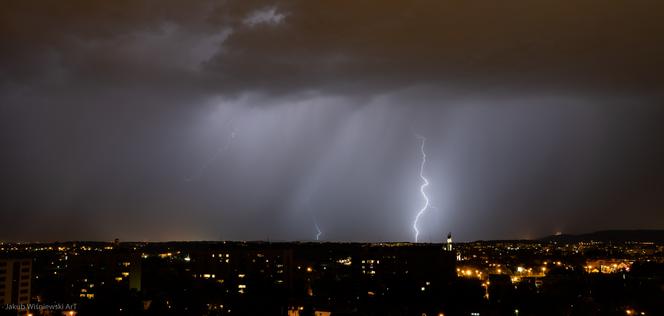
[413,134,430,243]
[312,214,322,241]
[307,202,322,241]
[185,129,236,182]
[314,221,322,241]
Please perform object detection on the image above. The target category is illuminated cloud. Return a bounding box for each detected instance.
[0,1,662,242]
[243,7,286,27]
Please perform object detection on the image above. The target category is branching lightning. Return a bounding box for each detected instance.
[413,134,430,243]
[314,220,322,241]
[311,213,322,241]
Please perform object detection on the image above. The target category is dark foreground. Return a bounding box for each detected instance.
[1,239,663,316]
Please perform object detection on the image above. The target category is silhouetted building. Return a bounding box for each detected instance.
[0,258,31,305]
[2,239,662,315]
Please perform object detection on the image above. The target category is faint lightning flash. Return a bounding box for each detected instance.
[313,216,322,241]
[413,134,430,243]
[185,129,237,182]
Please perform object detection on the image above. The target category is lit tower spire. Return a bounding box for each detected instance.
[446,232,453,251]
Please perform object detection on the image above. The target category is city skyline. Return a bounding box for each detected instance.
[1,1,664,242]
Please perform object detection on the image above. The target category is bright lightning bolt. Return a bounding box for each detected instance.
[413,134,430,243]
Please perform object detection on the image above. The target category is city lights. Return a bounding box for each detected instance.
[0,237,660,315]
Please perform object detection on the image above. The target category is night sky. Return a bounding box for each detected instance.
[1,1,663,242]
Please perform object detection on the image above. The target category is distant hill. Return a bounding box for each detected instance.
[540,230,664,243]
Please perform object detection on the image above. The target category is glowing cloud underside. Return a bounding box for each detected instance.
[413,134,430,243]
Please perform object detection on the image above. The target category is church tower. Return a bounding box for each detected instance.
[446,232,453,251]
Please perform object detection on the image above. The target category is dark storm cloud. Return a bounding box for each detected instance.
[207,1,664,95]
[0,1,663,241]
[3,1,663,95]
